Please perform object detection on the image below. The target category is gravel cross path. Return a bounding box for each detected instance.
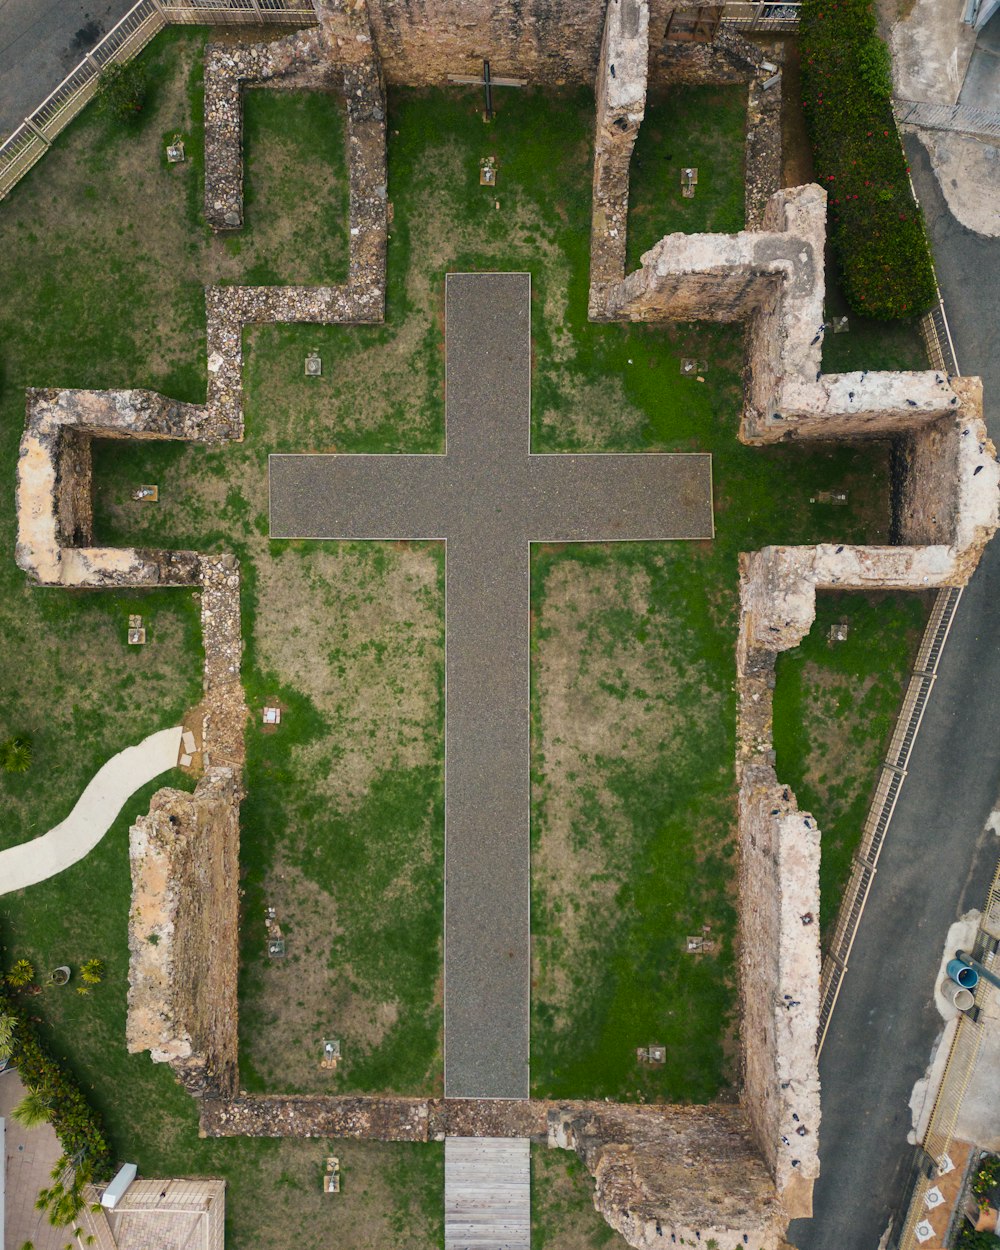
[270,272,714,1098]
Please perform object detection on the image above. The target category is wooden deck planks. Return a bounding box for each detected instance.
[445,1137,531,1250]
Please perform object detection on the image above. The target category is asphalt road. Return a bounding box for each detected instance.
[271,272,714,1099]
[0,0,135,138]
[789,134,1000,1250]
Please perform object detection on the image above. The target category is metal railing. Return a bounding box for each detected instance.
[160,0,316,24]
[720,1,802,29]
[818,586,964,1051]
[0,0,315,202]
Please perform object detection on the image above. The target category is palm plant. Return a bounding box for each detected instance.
[12,1088,52,1129]
[0,736,32,774]
[0,1011,15,1063]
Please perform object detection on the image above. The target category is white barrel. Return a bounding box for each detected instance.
[941,977,974,1011]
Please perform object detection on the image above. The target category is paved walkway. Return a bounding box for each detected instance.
[270,272,714,1098]
[0,726,182,894]
[445,1137,530,1250]
[788,132,1000,1250]
[1,1068,69,1250]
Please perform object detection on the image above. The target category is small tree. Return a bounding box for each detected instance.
[1,737,32,774]
[96,60,147,122]
[7,958,35,988]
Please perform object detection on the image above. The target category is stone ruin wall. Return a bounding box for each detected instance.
[588,0,781,317]
[587,0,1000,1219]
[200,1093,788,1249]
[12,2,1000,1244]
[126,766,241,1098]
[551,1102,788,1250]
[358,0,766,88]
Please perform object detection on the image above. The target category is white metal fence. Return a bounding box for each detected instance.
[720,1,802,29]
[0,0,315,201]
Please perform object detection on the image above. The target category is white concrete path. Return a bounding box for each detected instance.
[0,726,182,894]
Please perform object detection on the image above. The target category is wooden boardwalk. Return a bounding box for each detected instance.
[445,1137,531,1250]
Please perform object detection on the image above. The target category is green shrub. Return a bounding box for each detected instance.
[800,0,938,320]
[96,60,148,122]
[0,978,112,1178]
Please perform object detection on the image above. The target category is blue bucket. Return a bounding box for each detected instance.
[947,958,979,989]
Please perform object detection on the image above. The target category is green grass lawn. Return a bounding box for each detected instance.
[626,83,747,271]
[0,22,929,1202]
[772,591,932,941]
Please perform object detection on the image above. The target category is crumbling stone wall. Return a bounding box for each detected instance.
[127,766,242,1098]
[551,1102,788,1250]
[732,532,998,1213]
[598,183,1000,567]
[588,0,782,316]
[360,0,747,87]
[200,1094,786,1249]
[15,387,215,588]
[648,16,768,84]
[366,0,606,86]
[589,0,649,306]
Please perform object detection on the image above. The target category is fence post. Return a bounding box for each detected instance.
[22,116,50,147]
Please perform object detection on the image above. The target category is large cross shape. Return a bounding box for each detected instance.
[269,273,714,1099]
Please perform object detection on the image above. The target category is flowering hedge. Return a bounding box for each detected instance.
[0,981,113,1177]
[800,0,938,320]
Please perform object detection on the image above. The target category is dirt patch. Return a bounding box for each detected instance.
[228,1138,443,1250]
[240,852,405,1092]
[532,553,713,1022]
[253,543,442,807]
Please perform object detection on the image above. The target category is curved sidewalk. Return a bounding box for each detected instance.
[0,726,182,894]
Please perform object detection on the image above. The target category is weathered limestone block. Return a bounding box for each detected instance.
[15,389,211,587]
[589,0,649,315]
[736,761,821,1215]
[551,1102,788,1249]
[127,767,242,1099]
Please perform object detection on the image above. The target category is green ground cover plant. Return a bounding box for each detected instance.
[0,23,928,1207]
[771,591,931,939]
[800,0,937,319]
[531,1144,626,1249]
[626,83,747,270]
